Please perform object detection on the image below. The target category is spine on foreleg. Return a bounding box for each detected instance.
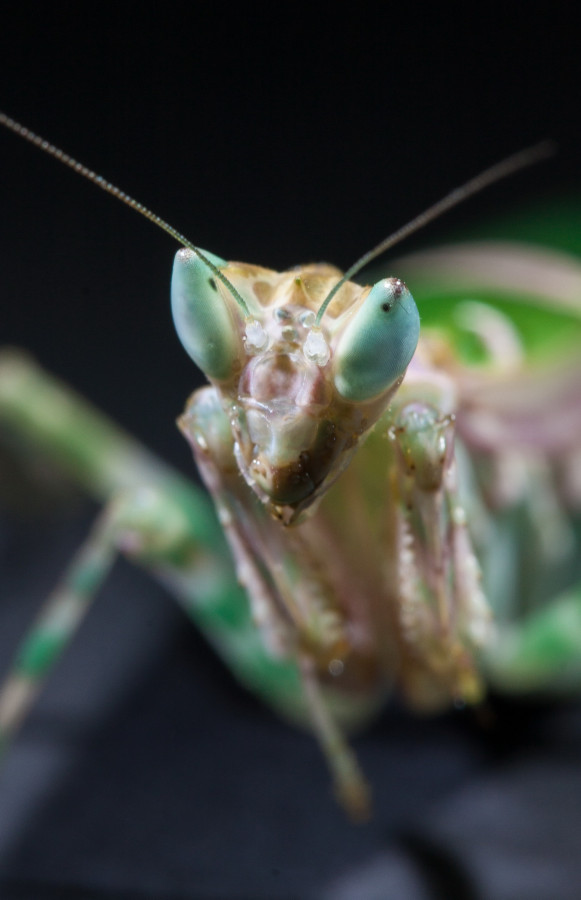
[390,398,492,707]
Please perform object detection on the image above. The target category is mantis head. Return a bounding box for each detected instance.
[171,249,419,519]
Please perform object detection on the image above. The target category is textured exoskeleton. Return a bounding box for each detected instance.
[0,114,580,818]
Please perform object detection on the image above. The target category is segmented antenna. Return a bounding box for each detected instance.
[315,141,556,324]
[0,111,251,317]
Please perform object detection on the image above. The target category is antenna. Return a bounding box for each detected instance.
[0,111,251,317]
[315,141,556,324]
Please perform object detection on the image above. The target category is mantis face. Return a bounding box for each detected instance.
[171,249,420,519]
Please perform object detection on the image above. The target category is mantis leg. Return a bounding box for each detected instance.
[374,371,494,710]
[0,481,232,755]
[0,353,301,753]
[1,356,371,816]
[297,654,371,820]
[0,509,117,752]
[180,386,372,818]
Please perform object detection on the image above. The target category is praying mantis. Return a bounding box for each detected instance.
[0,112,580,822]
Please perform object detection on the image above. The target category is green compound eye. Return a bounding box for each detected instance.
[333,278,420,401]
[171,248,243,381]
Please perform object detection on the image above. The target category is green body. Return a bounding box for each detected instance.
[1,198,580,817]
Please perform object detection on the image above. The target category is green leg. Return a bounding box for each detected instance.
[0,351,367,812]
[0,479,302,758]
[0,512,117,753]
[0,352,303,754]
[483,581,581,694]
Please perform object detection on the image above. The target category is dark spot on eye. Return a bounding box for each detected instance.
[208,277,217,291]
[381,302,392,312]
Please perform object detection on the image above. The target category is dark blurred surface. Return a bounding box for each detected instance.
[1,6,581,899]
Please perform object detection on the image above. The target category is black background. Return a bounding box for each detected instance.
[1,4,581,898]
